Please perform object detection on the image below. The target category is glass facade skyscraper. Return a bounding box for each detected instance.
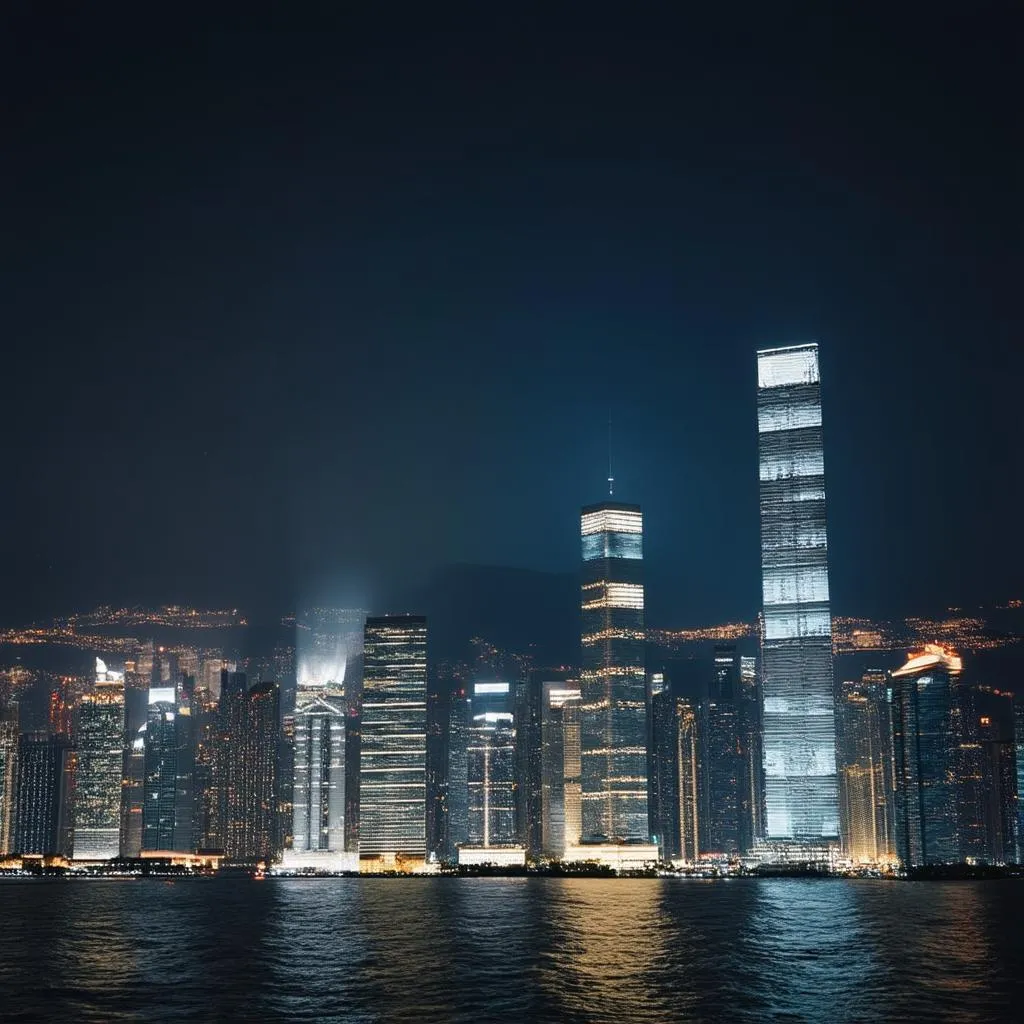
[837,671,896,864]
[71,660,125,860]
[14,734,70,856]
[466,682,517,848]
[0,703,17,855]
[359,616,428,861]
[757,343,839,844]
[579,502,648,842]
[286,691,348,867]
[890,647,960,867]
[141,686,194,853]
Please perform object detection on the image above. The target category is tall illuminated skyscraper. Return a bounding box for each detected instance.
[0,703,19,855]
[540,679,581,858]
[837,671,896,864]
[579,501,648,842]
[283,689,351,871]
[359,616,428,863]
[890,646,961,867]
[466,682,517,848]
[757,343,839,847]
[14,734,71,856]
[71,659,125,860]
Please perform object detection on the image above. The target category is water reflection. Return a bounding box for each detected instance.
[1,877,1022,1022]
[537,879,675,1022]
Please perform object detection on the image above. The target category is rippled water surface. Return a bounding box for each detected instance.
[1,877,1022,1022]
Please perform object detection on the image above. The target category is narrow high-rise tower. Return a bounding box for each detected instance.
[579,501,648,841]
[72,659,126,860]
[359,615,428,866]
[757,342,839,849]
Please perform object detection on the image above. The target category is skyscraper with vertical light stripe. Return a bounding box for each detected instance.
[579,502,649,841]
[757,342,839,847]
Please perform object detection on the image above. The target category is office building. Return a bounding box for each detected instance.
[14,734,71,856]
[71,659,125,860]
[1016,697,1024,864]
[445,689,471,859]
[359,616,428,864]
[283,689,352,871]
[958,687,1017,864]
[466,682,518,848]
[702,647,742,855]
[579,501,648,842]
[737,655,765,852]
[757,342,839,848]
[540,678,581,859]
[837,671,896,864]
[141,684,194,853]
[0,703,17,855]
[221,674,280,864]
[890,646,960,867]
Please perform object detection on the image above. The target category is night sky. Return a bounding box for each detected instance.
[4,7,1020,627]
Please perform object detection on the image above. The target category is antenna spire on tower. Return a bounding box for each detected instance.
[607,415,614,497]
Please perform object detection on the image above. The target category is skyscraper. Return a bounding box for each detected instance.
[757,343,839,848]
[466,682,518,848]
[890,646,960,867]
[702,647,742,855]
[0,703,17,855]
[737,655,765,853]
[71,659,126,860]
[359,616,428,865]
[958,687,1017,864]
[445,690,470,860]
[837,671,896,864]
[540,679,581,859]
[14,734,71,856]
[141,685,194,853]
[222,679,280,865]
[283,689,351,871]
[579,501,648,842]
[648,672,680,858]
[1016,697,1024,864]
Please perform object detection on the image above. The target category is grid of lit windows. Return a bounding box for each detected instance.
[757,343,839,843]
[359,616,428,859]
[579,501,649,842]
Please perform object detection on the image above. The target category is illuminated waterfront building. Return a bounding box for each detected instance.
[220,674,280,864]
[956,687,1017,864]
[647,668,701,862]
[757,343,839,846]
[71,659,125,860]
[890,647,960,867]
[14,734,71,856]
[648,673,679,858]
[283,689,350,870]
[540,678,581,859]
[445,690,470,859]
[702,647,742,855]
[837,672,896,864]
[141,685,194,853]
[738,655,765,852]
[1016,698,1024,864]
[359,616,428,861]
[0,703,19,855]
[466,682,517,848]
[579,501,648,842]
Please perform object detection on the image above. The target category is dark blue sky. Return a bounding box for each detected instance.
[3,6,1020,625]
